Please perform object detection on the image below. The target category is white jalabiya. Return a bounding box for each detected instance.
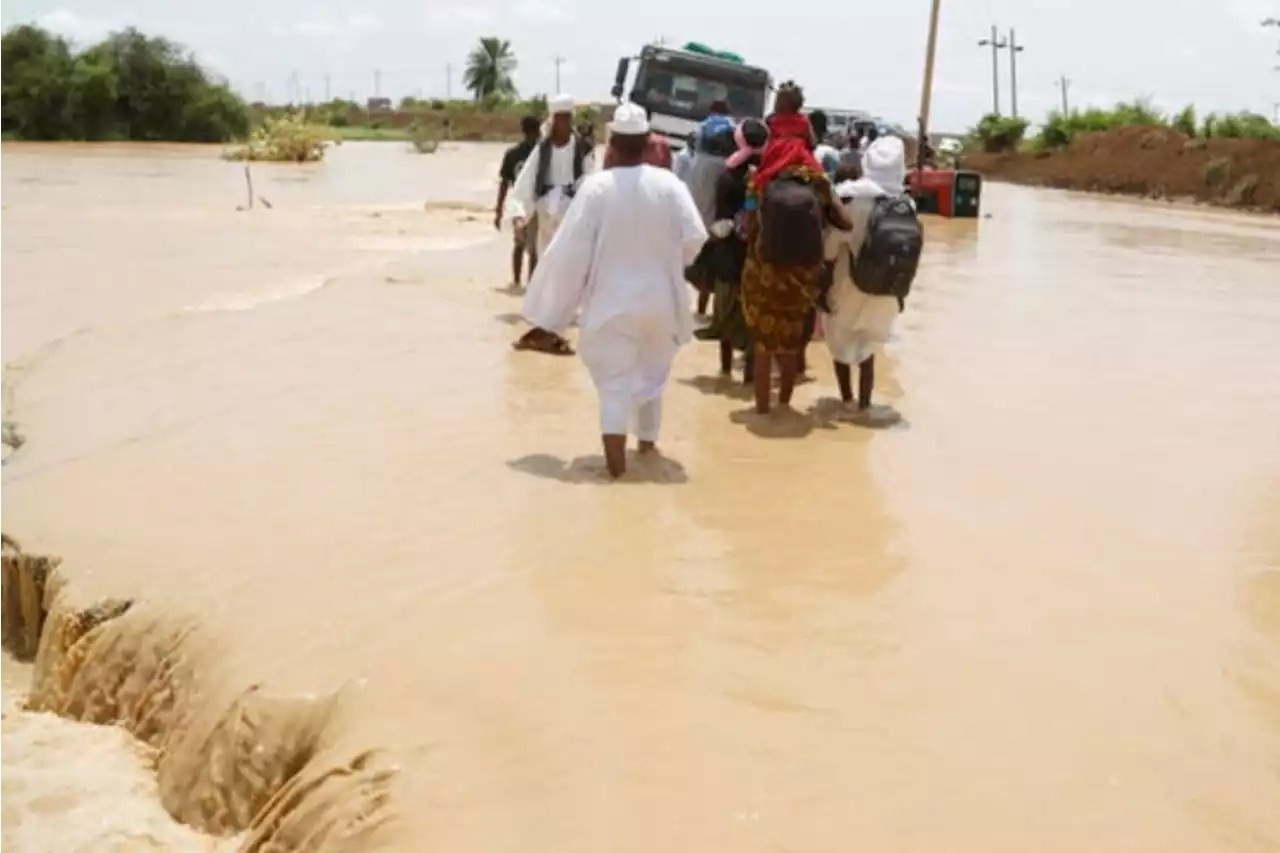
[524,164,707,440]
[507,138,596,257]
[822,137,911,367]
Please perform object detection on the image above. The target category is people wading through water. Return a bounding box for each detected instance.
[740,81,851,414]
[521,103,707,478]
[508,94,596,356]
[704,117,768,382]
[819,135,921,412]
[494,115,543,290]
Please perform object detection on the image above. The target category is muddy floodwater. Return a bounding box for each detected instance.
[2,141,1279,852]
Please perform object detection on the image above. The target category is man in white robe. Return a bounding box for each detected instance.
[821,135,911,410]
[507,93,596,261]
[523,102,707,478]
[509,93,597,355]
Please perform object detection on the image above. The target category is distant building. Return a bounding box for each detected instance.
[366,97,392,113]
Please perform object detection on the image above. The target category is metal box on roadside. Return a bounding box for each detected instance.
[908,168,982,218]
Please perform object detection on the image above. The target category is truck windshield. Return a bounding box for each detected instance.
[632,56,767,121]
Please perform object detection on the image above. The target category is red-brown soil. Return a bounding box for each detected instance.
[964,126,1280,213]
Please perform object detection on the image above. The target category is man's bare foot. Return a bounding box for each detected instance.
[602,434,627,478]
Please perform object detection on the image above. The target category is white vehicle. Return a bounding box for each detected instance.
[805,106,909,144]
[610,42,772,149]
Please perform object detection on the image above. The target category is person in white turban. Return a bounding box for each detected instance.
[522,102,707,478]
[820,135,912,411]
[510,93,597,355]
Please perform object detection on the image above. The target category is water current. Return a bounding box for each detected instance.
[2,140,1279,852]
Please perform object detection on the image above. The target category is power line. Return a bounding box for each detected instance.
[977,24,1008,115]
[1008,28,1026,118]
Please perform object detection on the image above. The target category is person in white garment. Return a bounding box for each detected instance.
[522,102,708,478]
[820,135,912,411]
[509,94,596,355]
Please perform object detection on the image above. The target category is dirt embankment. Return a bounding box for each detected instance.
[964,126,1280,213]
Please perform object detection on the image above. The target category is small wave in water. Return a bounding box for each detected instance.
[181,274,337,315]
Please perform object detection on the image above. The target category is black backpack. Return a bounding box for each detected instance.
[760,177,825,267]
[850,194,923,307]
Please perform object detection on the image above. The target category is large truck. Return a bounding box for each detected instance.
[610,42,771,149]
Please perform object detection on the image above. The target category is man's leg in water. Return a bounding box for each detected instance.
[858,355,875,410]
[511,240,525,285]
[834,360,854,403]
[525,213,540,279]
[587,321,640,478]
[598,383,632,477]
[635,394,663,454]
[634,330,674,454]
[601,433,628,478]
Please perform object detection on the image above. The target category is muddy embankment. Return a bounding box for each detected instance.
[1,534,399,852]
[964,126,1280,213]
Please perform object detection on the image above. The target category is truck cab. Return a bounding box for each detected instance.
[610,43,771,149]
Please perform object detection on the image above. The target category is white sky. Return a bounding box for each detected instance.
[3,0,1278,132]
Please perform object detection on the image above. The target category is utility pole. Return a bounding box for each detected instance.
[1056,74,1071,114]
[553,54,566,94]
[1007,28,1025,118]
[977,25,1008,115]
[916,0,943,171]
[446,62,453,99]
[1267,19,1280,120]
[373,69,382,98]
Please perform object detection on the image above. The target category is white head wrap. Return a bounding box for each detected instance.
[549,93,575,115]
[861,136,907,195]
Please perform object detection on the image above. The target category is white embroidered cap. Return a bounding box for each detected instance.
[609,102,649,136]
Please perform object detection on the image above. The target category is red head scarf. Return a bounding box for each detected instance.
[752,112,820,191]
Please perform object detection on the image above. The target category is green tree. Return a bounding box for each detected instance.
[1,23,251,142]
[970,113,1029,153]
[1,25,75,139]
[463,37,517,101]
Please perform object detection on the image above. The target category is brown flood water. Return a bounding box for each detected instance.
[2,141,1280,852]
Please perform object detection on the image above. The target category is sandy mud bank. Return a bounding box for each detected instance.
[965,126,1280,212]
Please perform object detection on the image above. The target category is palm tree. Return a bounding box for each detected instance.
[463,37,517,101]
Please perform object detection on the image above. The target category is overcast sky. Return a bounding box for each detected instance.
[3,0,1278,131]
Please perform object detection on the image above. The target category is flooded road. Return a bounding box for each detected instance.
[3,141,1279,852]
